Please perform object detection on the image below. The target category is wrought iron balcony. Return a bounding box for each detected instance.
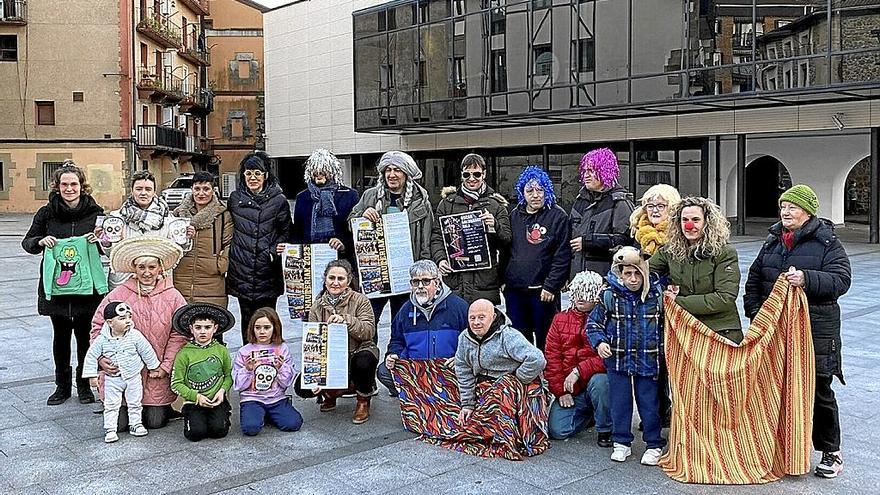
[137,7,182,50]
[137,125,186,152]
[136,68,186,104]
[0,0,26,25]
[185,136,214,156]
[179,89,213,116]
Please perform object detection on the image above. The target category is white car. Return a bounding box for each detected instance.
[161,174,194,210]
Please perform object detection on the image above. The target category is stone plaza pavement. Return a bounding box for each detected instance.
[1,212,879,494]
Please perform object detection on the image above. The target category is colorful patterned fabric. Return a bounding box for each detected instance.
[393,359,550,461]
[659,276,815,484]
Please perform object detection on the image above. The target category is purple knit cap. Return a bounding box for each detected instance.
[579,148,619,188]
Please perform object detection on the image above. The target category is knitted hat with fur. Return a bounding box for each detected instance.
[611,246,650,301]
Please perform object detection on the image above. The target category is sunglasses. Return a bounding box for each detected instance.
[244,170,265,178]
[410,278,436,287]
[462,171,483,180]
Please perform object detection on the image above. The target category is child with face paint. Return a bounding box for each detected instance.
[233,307,303,436]
[82,301,161,443]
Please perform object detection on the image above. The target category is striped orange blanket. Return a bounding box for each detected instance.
[659,276,815,484]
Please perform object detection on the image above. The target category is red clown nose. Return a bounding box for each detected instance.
[684,221,696,231]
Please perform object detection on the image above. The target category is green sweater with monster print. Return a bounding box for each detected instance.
[171,341,233,403]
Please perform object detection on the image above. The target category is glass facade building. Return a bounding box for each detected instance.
[352,0,880,133]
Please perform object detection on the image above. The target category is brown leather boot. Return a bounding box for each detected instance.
[319,391,338,412]
[352,396,371,424]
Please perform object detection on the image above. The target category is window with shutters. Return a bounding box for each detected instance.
[36,101,55,125]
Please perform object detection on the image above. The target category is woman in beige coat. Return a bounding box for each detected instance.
[172,172,234,310]
[297,259,378,424]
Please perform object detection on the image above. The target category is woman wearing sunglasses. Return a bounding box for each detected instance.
[429,154,512,305]
[227,151,293,343]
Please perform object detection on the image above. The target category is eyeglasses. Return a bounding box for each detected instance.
[410,278,436,287]
[462,171,483,180]
[244,170,265,178]
[645,203,668,211]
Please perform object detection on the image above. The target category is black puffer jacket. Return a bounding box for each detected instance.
[22,192,105,318]
[569,186,634,279]
[744,217,851,382]
[227,166,293,302]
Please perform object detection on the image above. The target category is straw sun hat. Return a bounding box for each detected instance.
[109,236,184,274]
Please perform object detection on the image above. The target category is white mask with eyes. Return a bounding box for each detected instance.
[254,364,277,391]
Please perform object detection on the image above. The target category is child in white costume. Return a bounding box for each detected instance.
[83,301,160,443]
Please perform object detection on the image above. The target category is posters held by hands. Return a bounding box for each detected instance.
[350,212,414,298]
[300,322,349,390]
[439,211,492,272]
[281,243,338,320]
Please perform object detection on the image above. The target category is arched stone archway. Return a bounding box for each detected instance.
[844,156,870,225]
[745,155,792,218]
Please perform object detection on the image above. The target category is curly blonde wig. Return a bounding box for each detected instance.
[663,196,730,263]
[628,184,682,236]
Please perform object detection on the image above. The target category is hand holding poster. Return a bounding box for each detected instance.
[281,243,337,320]
[300,322,349,389]
[350,212,414,298]
[439,211,492,272]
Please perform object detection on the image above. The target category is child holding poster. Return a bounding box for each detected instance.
[233,307,303,436]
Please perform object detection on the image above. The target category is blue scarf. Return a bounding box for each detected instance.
[308,181,338,242]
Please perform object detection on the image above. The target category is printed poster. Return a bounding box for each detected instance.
[300,322,349,390]
[439,211,492,272]
[281,243,337,320]
[350,212,414,298]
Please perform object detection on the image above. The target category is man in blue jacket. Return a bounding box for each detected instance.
[378,260,469,396]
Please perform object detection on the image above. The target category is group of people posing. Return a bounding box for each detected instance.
[23,145,850,483]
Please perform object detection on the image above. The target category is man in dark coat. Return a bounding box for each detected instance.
[744,185,851,479]
[570,148,634,279]
[430,153,511,305]
[227,151,293,342]
[292,148,358,267]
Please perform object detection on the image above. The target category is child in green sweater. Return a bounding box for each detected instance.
[170,303,235,442]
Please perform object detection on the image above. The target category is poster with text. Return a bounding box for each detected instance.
[300,322,349,389]
[350,212,414,298]
[439,211,492,272]
[281,243,337,320]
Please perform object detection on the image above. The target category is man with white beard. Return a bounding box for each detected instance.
[377,260,469,396]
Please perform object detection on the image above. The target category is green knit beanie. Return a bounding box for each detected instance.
[779,184,819,216]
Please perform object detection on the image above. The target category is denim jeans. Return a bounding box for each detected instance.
[607,370,666,449]
[376,361,398,395]
[548,373,611,440]
[240,398,303,436]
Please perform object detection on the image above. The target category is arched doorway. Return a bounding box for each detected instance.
[844,156,870,225]
[746,155,792,218]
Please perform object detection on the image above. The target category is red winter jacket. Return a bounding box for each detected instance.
[544,308,606,398]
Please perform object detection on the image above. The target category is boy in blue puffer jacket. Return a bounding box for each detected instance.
[378,260,469,396]
[587,246,666,466]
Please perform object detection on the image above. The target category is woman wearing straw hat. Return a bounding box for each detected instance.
[744,185,852,479]
[90,236,188,430]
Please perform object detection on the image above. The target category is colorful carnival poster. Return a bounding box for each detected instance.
[350,212,413,298]
[281,243,337,320]
[439,211,492,272]
[300,322,349,390]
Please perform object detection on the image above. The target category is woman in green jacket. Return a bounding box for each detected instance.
[649,196,742,343]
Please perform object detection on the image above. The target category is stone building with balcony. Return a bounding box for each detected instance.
[0,0,216,212]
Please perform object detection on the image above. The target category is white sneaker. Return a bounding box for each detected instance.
[104,430,119,443]
[611,443,632,462]
[641,448,663,466]
[129,424,148,437]
[815,451,843,478]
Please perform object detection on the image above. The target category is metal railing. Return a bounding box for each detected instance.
[0,0,26,23]
[137,124,185,151]
[137,6,182,48]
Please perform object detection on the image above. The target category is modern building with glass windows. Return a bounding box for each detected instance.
[261,0,880,240]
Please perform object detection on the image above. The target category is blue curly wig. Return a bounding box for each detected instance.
[515,166,556,207]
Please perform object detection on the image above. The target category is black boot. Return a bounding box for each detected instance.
[47,367,72,406]
[75,366,95,404]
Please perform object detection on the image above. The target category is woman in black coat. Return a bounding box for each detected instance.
[227,152,293,342]
[744,185,851,479]
[22,160,104,405]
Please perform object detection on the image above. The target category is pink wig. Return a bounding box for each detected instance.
[579,148,619,188]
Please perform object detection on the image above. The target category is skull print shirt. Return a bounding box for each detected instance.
[232,343,297,404]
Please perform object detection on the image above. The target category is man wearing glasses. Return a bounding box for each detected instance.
[430,154,512,305]
[377,260,469,396]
